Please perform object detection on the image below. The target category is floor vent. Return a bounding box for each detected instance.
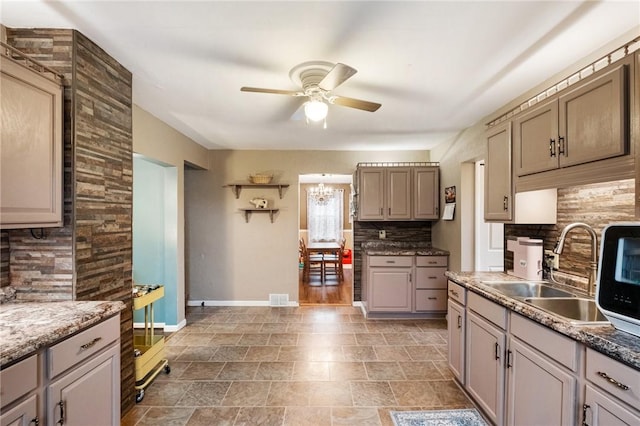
[269,294,289,306]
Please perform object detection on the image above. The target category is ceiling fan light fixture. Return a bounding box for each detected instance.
[304,100,328,122]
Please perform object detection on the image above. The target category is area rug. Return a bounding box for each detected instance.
[390,408,488,426]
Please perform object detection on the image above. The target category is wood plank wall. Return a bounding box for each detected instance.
[6,28,135,415]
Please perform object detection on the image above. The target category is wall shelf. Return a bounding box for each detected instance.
[240,208,279,223]
[225,183,289,199]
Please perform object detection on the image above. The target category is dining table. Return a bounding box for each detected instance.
[306,241,341,283]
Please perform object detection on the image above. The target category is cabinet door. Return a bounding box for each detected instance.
[506,338,576,426]
[485,122,513,221]
[513,98,559,176]
[466,310,506,426]
[413,167,439,219]
[584,385,640,426]
[368,268,412,312]
[0,394,38,426]
[447,299,465,384]
[558,62,628,168]
[0,56,63,229]
[386,168,411,220]
[358,168,385,220]
[47,344,120,426]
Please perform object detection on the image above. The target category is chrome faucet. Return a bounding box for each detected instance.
[553,222,598,296]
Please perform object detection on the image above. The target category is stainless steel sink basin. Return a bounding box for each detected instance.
[523,297,609,324]
[481,281,576,299]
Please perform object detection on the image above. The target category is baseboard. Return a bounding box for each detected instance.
[133,321,165,329]
[187,300,299,307]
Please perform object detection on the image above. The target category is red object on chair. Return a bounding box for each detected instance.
[342,249,352,264]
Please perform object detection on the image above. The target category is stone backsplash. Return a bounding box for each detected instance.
[505,178,636,292]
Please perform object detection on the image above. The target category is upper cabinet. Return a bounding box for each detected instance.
[514,61,629,178]
[0,53,63,229]
[355,163,439,221]
[485,122,512,221]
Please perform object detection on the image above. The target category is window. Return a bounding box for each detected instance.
[307,189,343,242]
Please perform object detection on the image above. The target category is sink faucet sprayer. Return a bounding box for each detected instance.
[553,222,598,296]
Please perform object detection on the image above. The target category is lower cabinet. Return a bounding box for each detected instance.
[48,344,120,426]
[369,267,413,312]
[0,394,38,426]
[506,338,576,425]
[0,315,120,426]
[584,347,640,425]
[584,385,640,426]
[363,254,449,315]
[447,281,467,384]
[466,309,506,425]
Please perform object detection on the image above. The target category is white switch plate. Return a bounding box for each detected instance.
[379,230,386,239]
[544,250,559,270]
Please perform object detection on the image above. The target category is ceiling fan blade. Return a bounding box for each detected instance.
[318,63,357,91]
[241,87,303,96]
[331,96,381,112]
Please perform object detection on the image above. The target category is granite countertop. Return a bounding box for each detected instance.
[446,271,640,371]
[361,241,450,256]
[0,300,125,367]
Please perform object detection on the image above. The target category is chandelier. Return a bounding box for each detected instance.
[309,183,335,205]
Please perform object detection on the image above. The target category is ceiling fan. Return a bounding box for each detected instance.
[240,61,381,125]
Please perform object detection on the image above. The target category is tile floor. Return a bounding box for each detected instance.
[122,305,474,426]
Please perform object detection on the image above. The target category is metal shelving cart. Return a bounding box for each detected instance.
[133,285,170,403]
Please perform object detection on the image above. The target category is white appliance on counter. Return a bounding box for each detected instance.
[507,237,543,280]
[596,223,640,338]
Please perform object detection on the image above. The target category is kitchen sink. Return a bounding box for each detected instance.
[481,281,576,299]
[523,297,609,325]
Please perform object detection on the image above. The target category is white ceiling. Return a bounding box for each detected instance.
[2,1,639,152]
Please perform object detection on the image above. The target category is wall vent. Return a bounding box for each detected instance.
[269,293,289,306]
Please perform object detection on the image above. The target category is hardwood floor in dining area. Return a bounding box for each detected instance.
[299,267,353,305]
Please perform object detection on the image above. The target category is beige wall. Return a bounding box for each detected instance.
[132,105,209,325]
[185,150,429,303]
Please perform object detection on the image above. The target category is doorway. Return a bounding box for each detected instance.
[298,174,353,305]
[460,160,504,271]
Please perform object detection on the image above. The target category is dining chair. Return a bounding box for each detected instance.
[323,238,345,282]
[300,239,323,282]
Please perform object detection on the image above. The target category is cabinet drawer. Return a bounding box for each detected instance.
[368,256,413,267]
[0,353,38,409]
[416,267,447,289]
[415,289,447,311]
[468,292,507,329]
[586,348,640,409]
[447,281,466,305]
[416,256,448,267]
[510,312,578,371]
[48,315,120,378]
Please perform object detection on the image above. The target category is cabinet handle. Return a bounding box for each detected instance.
[457,315,462,329]
[30,417,39,426]
[506,349,513,368]
[582,404,590,426]
[596,371,630,390]
[57,400,65,425]
[385,260,396,264]
[494,342,500,360]
[427,297,437,300]
[80,337,102,351]
[428,276,438,279]
[503,196,508,211]
[549,138,556,157]
[558,136,566,155]
[449,289,459,297]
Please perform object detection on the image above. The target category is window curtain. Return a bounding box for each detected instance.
[307,189,343,242]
